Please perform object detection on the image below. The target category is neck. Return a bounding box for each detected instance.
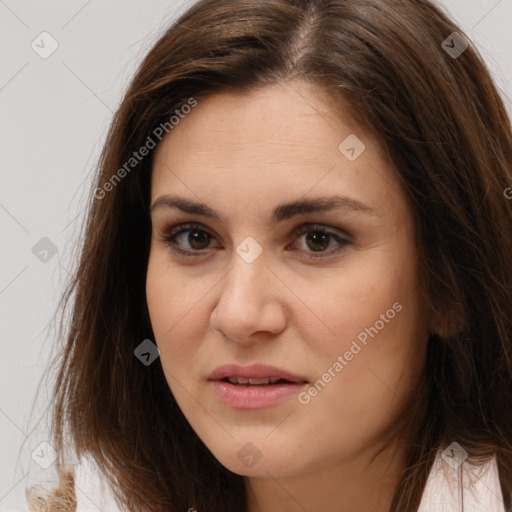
[245,435,409,512]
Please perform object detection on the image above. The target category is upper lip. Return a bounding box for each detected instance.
[208,363,308,383]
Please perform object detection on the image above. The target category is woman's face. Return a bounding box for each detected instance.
[146,82,431,478]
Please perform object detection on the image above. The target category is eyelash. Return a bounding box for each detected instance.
[160,222,352,259]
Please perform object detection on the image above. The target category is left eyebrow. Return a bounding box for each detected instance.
[150,194,377,223]
[272,196,377,222]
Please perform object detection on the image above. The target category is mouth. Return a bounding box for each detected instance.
[208,364,308,409]
[220,376,302,386]
[208,363,308,385]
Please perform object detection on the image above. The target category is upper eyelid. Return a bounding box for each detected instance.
[160,222,352,250]
[163,222,217,240]
[161,221,350,238]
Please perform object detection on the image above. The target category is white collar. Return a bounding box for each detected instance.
[418,448,506,511]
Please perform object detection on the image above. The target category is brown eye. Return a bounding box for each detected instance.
[163,222,350,259]
[188,229,211,249]
[289,223,352,258]
[305,231,331,252]
[162,223,218,255]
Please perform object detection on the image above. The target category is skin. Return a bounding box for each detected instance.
[146,81,432,512]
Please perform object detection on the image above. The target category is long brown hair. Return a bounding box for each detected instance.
[36,0,512,510]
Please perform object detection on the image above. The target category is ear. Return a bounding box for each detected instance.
[430,300,465,338]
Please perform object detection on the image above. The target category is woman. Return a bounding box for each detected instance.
[28,0,512,510]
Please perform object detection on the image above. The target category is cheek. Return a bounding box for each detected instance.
[289,240,421,358]
[294,245,427,416]
[302,268,427,433]
[145,256,208,362]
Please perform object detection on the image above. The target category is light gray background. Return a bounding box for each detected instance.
[1,1,511,510]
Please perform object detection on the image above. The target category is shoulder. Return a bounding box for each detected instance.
[418,447,507,512]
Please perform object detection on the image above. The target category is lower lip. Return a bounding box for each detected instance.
[210,380,307,409]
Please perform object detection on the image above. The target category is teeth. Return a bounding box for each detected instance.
[249,377,271,385]
[228,376,249,384]
[227,376,282,385]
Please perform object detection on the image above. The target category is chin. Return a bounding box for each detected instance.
[206,440,302,478]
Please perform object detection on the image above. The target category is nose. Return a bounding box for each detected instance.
[210,255,287,345]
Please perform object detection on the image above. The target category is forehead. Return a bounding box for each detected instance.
[150,82,405,221]
[154,82,368,166]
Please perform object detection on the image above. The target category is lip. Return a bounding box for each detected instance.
[208,363,308,410]
[208,363,308,383]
